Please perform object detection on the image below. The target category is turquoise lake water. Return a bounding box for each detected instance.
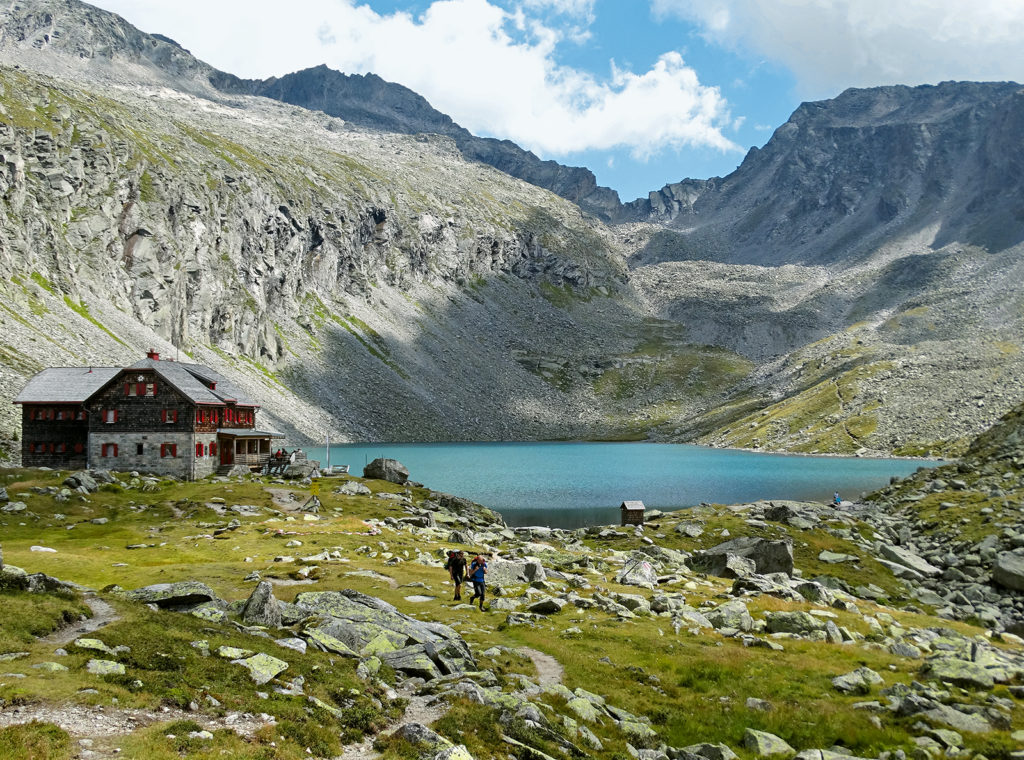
[303,442,935,529]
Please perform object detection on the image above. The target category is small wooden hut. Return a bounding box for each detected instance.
[620,500,646,526]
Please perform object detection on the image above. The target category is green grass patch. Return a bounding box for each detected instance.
[62,297,128,347]
[0,722,72,760]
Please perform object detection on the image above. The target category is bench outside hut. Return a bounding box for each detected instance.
[620,500,646,527]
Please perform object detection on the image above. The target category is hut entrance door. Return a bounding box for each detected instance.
[220,438,233,466]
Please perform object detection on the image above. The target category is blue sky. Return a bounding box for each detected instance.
[94,0,1024,202]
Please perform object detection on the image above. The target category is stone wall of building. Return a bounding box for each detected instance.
[88,431,205,478]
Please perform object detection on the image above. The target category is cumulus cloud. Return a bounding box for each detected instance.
[652,0,1024,96]
[93,0,738,159]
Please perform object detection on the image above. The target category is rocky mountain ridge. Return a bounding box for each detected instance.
[0,0,1023,457]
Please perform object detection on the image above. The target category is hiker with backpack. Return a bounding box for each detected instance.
[446,549,467,601]
[468,553,488,610]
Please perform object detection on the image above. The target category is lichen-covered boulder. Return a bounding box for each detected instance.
[765,611,826,635]
[86,659,125,676]
[363,458,409,484]
[294,589,475,676]
[234,652,288,685]
[704,600,754,632]
[923,657,995,690]
[124,581,219,608]
[743,729,794,758]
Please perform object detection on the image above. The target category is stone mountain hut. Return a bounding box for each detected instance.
[14,351,284,479]
[620,500,645,526]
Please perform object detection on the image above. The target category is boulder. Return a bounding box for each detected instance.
[241,581,282,628]
[683,744,739,760]
[704,600,754,632]
[922,657,995,690]
[363,458,409,485]
[488,558,546,585]
[743,729,794,758]
[86,659,125,676]
[234,652,289,685]
[124,581,219,608]
[691,538,794,577]
[765,611,825,635]
[878,544,941,577]
[831,667,883,694]
[283,460,321,480]
[64,472,98,492]
[992,552,1024,591]
[294,589,475,676]
[337,481,372,496]
[527,597,566,615]
[616,556,658,587]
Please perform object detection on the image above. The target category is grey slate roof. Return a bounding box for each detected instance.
[16,358,257,407]
[14,367,121,403]
[123,359,258,407]
[620,500,646,510]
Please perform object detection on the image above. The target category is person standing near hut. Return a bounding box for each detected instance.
[468,553,488,610]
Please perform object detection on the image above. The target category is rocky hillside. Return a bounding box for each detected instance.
[0,0,1023,458]
[0,442,1023,759]
[633,82,1024,266]
[212,66,625,221]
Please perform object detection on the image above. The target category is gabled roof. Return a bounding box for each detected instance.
[122,359,258,407]
[620,500,646,510]
[15,357,258,408]
[14,367,121,404]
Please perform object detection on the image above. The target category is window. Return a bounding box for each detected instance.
[136,443,144,456]
[76,410,87,421]
[144,383,156,396]
[209,442,217,457]
[55,442,67,453]
[125,382,137,396]
[101,443,118,457]
[212,410,219,425]
[160,443,177,458]
[104,409,119,424]
[226,408,234,423]
[196,442,203,457]
[161,409,178,424]
[32,442,44,454]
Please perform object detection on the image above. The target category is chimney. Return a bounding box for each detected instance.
[147,349,160,361]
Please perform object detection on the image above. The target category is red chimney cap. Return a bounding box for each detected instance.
[147,349,160,361]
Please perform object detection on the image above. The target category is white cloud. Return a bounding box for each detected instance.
[92,0,738,159]
[652,0,1024,96]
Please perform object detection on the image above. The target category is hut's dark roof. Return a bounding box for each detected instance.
[14,367,121,403]
[620,500,646,510]
[124,359,257,407]
[16,358,257,407]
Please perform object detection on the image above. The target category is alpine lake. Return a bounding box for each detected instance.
[304,442,936,529]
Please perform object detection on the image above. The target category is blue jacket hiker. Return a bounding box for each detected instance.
[469,554,488,610]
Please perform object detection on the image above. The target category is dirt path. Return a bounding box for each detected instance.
[40,594,120,647]
[337,682,448,760]
[518,647,564,688]
[0,702,270,750]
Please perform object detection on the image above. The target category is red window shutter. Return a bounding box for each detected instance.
[161,409,167,423]
[210,442,217,456]
[113,444,118,457]
[196,442,202,457]
[124,382,130,396]
[171,444,177,457]
[196,410,202,424]
[113,410,120,423]
[74,442,83,454]
[160,444,166,458]
[173,410,179,423]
